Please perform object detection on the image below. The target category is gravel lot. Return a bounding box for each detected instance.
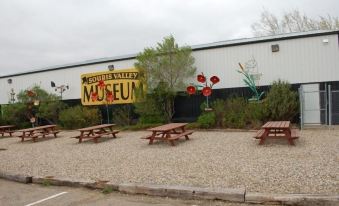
[0,129,338,195]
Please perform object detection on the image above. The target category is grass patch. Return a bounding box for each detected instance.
[117,123,163,131]
[186,122,201,129]
[102,186,114,194]
[42,179,51,187]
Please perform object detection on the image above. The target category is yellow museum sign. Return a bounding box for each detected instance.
[81,68,141,105]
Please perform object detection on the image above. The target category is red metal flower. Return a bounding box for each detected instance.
[106,91,113,102]
[210,76,220,84]
[197,74,206,83]
[202,87,212,97]
[97,80,105,90]
[91,92,98,102]
[186,86,196,95]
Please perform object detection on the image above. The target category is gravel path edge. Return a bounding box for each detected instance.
[1,172,338,205]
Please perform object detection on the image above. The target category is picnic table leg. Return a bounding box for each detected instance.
[42,129,46,138]
[79,131,84,143]
[52,129,58,138]
[89,131,99,143]
[259,129,269,145]
[108,127,117,138]
[167,133,175,146]
[284,129,295,146]
[180,127,189,140]
[149,132,156,145]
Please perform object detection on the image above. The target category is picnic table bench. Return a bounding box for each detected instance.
[141,123,193,146]
[0,125,15,137]
[72,124,120,143]
[16,125,60,142]
[253,121,299,145]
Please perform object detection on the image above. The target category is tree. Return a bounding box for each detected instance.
[252,9,339,36]
[134,35,196,122]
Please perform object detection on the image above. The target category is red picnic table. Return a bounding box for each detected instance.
[141,123,193,146]
[0,125,15,137]
[72,124,120,143]
[253,121,299,145]
[16,125,60,142]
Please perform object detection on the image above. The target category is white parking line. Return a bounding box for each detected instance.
[24,191,68,206]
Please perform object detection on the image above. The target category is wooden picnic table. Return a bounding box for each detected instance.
[0,125,15,137]
[253,121,299,145]
[73,124,120,143]
[142,123,193,146]
[16,125,60,142]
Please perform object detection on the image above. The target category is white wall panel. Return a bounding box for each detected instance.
[193,34,339,89]
[0,34,338,104]
[0,59,135,103]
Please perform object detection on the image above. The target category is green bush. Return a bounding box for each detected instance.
[245,101,265,129]
[119,123,162,131]
[2,85,66,127]
[38,101,67,124]
[134,94,165,124]
[197,112,216,128]
[59,105,102,129]
[223,97,247,128]
[186,122,201,129]
[1,103,31,128]
[264,80,298,121]
[112,105,133,126]
[211,99,226,127]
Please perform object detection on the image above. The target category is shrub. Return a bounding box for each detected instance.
[59,105,101,129]
[211,99,226,127]
[38,101,67,124]
[112,105,134,126]
[1,103,31,128]
[245,102,265,129]
[223,97,247,128]
[197,112,216,128]
[186,122,201,129]
[264,80,298,121]
[134,94,165,124]
[5,85,66,126]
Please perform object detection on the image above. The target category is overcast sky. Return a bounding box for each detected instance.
[0,0,338,75]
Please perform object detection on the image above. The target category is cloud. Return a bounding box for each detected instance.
[0,0,338,75]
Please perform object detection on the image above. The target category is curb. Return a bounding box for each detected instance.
[118,183,245,202]
[31,176,120,191]
[246,192,339,206]
[1,174,338,205]
[0,172,32,184]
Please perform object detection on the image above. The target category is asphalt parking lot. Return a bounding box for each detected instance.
[0,179,258,206]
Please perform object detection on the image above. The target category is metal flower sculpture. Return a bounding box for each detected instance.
[186,86,196,95]
[237,63,264,101]
[186,72,220,109]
